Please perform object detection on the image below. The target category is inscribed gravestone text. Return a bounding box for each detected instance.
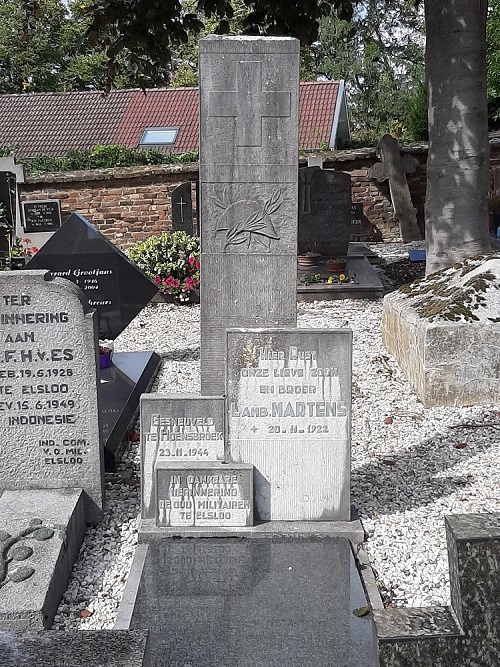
[0,270,103,521]
[227,329,351,521]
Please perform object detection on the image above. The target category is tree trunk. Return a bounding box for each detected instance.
[425,0,490,274]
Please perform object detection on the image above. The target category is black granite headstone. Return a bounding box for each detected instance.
[26,212,158,339]
[22,199,62,232]
[127,537,378,667]
[298,167,352,257]
[171,182,193,234]
[0,171,16,229]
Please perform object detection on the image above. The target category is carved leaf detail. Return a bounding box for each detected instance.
[10,566,35,583]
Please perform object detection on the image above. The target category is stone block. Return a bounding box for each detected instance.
[374,513,500,666]
[0,489,86,630]
[154,462,253,528]
[0,270,103,521]
[140,394,226,519]
[199,36,299,395]
[226,328,352,521]
[382,259,500,407]
[0,629,149,666]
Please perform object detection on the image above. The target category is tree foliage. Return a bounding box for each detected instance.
[302,0,425,144]
[0,0,111,92]
[487,0,500,128]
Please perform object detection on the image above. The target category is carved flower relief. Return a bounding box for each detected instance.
[212,187,284,252]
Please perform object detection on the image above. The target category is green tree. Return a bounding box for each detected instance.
[20,0,491,273]
[0,0,112,92]
[304,1,425,144]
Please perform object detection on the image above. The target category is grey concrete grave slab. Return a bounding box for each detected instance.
[0,629,150,666]
[117,537,378,667]
[226,328,352,521]
[298,167,352,257]
[0,489,86,630]
[373,513,500,666]
[140,394,225,519]
[154,461,253,528]
[0,270,103,521]
[382,257,500,406]
[199,36,299,395]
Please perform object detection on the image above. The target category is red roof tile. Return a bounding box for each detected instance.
[0,81,342,158]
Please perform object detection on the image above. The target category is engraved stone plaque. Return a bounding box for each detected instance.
[226,328,352,521]
[0,270,103,522]
[140,394,225,518]
[199,36,299,394]
[155,462,253,527]
[171,182,194,234]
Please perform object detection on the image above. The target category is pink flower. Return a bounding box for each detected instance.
[195,260,200,269]
[173,279,180,288]
[155,276,161,284]
[188,256,195,265]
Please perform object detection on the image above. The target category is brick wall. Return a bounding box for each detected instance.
[19,142,500,249]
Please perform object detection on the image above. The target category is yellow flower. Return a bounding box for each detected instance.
[327,276,333,284]
[339,273,346,281]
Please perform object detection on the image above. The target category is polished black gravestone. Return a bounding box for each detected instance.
[298,167,352,257]
[119,537,378,667]
[26,212,160,469]
[171,182,194,234]
[22,199,62,233]
[26,212,158,339]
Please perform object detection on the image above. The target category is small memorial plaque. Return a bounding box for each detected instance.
[155,462,253,527]
[22,200,62,233]
[26,212,158,339]
[227,328,352,521]
[171,182,194,234]
[140,394,225,518]
[0,270,103,522]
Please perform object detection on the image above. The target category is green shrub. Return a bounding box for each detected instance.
[128,232,200,303]
[26,145,199,175]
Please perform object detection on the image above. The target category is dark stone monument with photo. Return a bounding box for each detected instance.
[22,200,62,233]
[171,182,194,234]
[298,167,352,257]
[26,212,161,467]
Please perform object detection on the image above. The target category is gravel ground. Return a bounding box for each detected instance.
[53,242,500,628]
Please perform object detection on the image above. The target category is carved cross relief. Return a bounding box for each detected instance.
[208,61,291,147]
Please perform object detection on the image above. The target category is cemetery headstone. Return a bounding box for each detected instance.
[140,394,226,518]
[226,328,351,521]
[370,133,421,242]
[22,200,62,233]
[298,166,352,257]
[171,182,194,234]
[0,171,16,259]
[199,36,299,395]
[0,270,103,521]
[26,212,158,340]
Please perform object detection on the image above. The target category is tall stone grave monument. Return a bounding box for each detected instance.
[199,36,299,394]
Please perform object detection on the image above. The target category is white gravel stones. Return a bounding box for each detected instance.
[55,251,500,627]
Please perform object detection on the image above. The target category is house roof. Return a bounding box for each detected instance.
[0,81,348,159]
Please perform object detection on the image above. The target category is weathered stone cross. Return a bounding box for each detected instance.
[208,61,291,147]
